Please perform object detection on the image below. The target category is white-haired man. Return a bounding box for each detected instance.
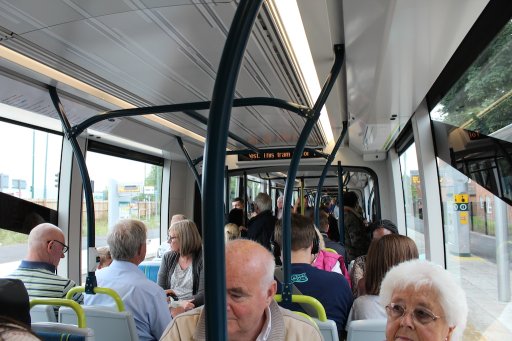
[247,192,275,251]
[84,219,171,341]
[160,239,322,341]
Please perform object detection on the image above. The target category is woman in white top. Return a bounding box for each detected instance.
[346,234,418,327]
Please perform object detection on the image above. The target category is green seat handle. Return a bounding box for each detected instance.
[274,294,327,321]
[66,286,125,312]
[30,298,86,328]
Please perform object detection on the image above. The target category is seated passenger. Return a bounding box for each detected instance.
[84,219,171,341]
[346,234,418,327]
[157,219,204,313]
[96,246,112,269]
[224,223,240,243]
[0,278,31,326]
[312,228,350,285]
[160,239,322,341]
[318,210,346,257]
[380,259,468,341]
[274,213,353,333]
[7,223,83,310]
[350,219,398,298]
[0,316,40,340]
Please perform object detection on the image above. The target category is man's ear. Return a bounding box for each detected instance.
[266,280,277,305]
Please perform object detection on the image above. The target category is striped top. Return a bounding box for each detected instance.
[8,260,83,303]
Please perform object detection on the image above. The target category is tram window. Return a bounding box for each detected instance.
[431,19,512,340]
[82,151,163,267]
[399,142,426,257]
[0,120,63,276]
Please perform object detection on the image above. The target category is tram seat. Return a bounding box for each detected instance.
[32,322,95,341]
[314,318,339,341]
[30,304,57,322]
[60,306,139,341]
[346,319,386,341]
[30,298,94,341]
[138,259,161,283]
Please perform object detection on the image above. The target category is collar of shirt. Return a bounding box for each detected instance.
[256,306,272,341]
[20,260,55,273]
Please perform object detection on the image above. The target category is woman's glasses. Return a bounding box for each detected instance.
[386,302,441,325]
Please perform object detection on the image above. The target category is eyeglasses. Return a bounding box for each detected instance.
[167,235,178,241]
[386,302,441,325]
[48,240,69,253]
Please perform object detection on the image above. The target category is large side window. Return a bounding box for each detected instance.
[431,18,512,340]
[81,142,163,277]
[0,120,63,276]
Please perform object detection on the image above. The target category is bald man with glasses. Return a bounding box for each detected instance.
[7,223,83,311]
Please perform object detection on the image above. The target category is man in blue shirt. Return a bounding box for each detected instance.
[84,219,171,341]
[274,214,353,335]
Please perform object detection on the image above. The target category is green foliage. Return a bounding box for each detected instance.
[438,20,512,135]
[0,229,28,245]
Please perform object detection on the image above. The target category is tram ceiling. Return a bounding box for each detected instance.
[0,0,344,156]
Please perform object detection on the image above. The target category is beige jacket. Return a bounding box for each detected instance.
[159,300,322,341]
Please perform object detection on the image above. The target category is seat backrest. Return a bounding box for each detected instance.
[30,304,57,323]
[138,260,161,283]
[314,318,339,341]
[60,305,139,341]
[31,322,94,341]
[346,319,386,341]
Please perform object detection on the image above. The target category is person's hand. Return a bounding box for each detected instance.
[170,306,186,317]
[180,300,195,311]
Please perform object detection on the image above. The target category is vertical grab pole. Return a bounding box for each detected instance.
[201,1,263,340]
[225,166,230,218]
[281,44,345,303]
[176,137,202,192]
[314,121,348,227]
[243,171,248,227]
[338,161,345,244]
[49,86,97,293]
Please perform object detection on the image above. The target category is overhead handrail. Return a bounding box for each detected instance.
[66,286,126,312]
[72,97,310,138]
[30,298,87,328]
[281,44,345,304]
[49,86,97,294]
[314,121,348,227]
[201,1,264,340]
[176,136,202,192]
[274,294,327,322]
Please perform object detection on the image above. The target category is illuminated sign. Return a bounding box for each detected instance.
[237,149,322,161]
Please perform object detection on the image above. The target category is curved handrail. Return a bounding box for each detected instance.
[30,298,86,328]
[66,287,125,312]
[274,294,327,322]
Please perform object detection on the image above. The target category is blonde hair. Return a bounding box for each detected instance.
[224,223,241,243]
[169,219,202,256]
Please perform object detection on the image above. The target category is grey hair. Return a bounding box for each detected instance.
[379,259,468,340]
[107,219,147,261]
[254,192,272,212]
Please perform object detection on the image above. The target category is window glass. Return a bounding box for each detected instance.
[431,20,512,143]
[438,158,511,340]
[431,18,512,340]
[0,120,63,276]
[399,143,426,257]
[82,151,163,271]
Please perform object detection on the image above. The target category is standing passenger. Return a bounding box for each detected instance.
[84,219,171,341]
[343,191,370,262]
[247,192,276,251]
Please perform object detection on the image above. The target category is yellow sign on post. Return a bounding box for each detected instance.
[454,194,469,204]
[459,211,469,225]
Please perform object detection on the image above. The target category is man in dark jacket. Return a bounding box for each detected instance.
[247,192,276,251]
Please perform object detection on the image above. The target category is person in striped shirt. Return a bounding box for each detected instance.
[7,223,83,307]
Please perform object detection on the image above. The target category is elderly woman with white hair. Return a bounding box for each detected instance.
[380,259,468,341]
